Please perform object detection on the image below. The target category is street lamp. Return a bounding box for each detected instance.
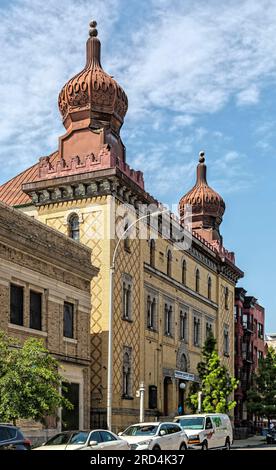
[197,391,202,413]
[107,208,169,430]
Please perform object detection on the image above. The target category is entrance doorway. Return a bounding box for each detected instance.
[163,377,173,416]
[62,382,80,430]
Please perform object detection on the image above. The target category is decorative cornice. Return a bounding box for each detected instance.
[37,145,144,189]
[0,201,97,282]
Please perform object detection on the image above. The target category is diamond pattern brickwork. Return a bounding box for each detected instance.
[218,282,234,373]
[112,236,141,403]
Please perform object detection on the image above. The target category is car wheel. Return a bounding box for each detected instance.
[152,445,161,451]
[179,442,187,451]
[201,441,208,450]
[225,438,231,450]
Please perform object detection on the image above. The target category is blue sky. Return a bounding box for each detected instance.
[0,0,276,331]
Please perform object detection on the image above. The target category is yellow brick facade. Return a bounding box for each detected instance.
[28,194,237,432]
[0,201,97,440]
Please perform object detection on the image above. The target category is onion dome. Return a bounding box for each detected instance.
[58,21,128,135]
[179,151,225,242]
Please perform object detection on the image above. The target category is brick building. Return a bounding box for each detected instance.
[0,21,243,431]
[0,200,98,439]
[234,287,265,426]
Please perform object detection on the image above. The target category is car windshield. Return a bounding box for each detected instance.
[45,433,71,445]
[45,431,89,446]
[176,417,205,430]
[122,425,158,436]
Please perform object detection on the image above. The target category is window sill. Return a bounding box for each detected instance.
[164,333,174,338]
[8,323,47,336]
[121,395,134,400]
[122,317,133,323]
[63,337,77,344]
[147,327,158,333]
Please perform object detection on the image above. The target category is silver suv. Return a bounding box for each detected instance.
[119,422,188,450]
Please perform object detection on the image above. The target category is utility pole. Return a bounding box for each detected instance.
[139,382,145,422]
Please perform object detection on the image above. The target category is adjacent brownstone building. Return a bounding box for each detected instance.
[234,287,265,426]
[0,200,98,439]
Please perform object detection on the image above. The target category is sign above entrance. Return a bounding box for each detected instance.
[174,370,196,382]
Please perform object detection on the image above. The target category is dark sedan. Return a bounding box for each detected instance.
[266,428,276,444]
[0,424,31,450]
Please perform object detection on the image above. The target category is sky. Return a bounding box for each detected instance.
[0,0,276,331]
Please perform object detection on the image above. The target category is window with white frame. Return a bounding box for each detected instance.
[180,309,188,342]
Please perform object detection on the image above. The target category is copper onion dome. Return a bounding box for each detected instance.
[179,151,225,242]
[58,21,128,135]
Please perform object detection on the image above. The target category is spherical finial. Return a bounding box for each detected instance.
[199,151,205,163]
[89,20,98,37]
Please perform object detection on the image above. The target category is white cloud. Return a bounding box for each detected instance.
[0,0,120,181]
[117,0,276,121]
[0,0,274,194]
[236,85,260,105]
[211,150,253,193]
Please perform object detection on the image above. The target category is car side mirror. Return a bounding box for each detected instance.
[159,430,166,436]
[118,432,123,436]
[89,440,98,447]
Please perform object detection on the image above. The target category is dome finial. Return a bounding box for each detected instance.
[199,150,205,163]
[89,20,98,37]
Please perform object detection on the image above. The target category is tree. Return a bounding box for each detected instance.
[0,331,73,425]
[188,332,238,413]
[247,347,276,428]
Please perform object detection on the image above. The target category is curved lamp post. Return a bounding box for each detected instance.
[107,209,169,430]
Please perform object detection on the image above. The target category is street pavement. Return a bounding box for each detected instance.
[232,435,276,450]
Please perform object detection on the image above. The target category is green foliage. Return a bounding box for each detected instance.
[247,347,276,422]
[0,331,73,425]
[187,332,238,413]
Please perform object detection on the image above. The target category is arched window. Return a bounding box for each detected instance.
[122,276,132,320]
[123,350,132,397]
[147,296,156,329]
[164,304,173,336]
[68,213,80,241]
[180,310,187,342]
[182,260,187,285]
[208,277,212,300]
[124,222,130,252]
[150,239,155,267]
[225,287,229,309]
[180,354,187,372]
[167,250,172,277]
[195,269,200,293]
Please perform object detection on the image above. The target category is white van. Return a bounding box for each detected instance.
[174,413,233,450]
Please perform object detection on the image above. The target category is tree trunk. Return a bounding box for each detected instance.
[12,418,16,426]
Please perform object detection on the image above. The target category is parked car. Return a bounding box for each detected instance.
[266,428,276,444]
[174,413,233,450]
[33,430,130,450]
[119,422,188,450]
[0,423,31,450]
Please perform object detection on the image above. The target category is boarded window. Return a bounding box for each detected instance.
[64,302,74,338]
[10,284,24,326]
[30,291,42,330]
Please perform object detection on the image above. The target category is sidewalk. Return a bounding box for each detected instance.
[232,435,267,448]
